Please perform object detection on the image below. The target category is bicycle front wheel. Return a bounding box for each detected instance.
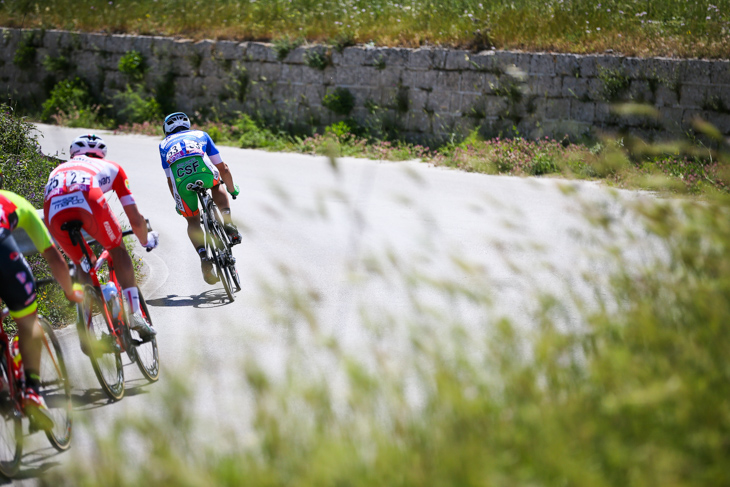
[38,318,72,451]
[130,291,159,382]
[0,352,21,478]
[77,286,124,401]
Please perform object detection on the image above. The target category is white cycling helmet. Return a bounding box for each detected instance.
[163,112,191,136]
[70,134,107,158]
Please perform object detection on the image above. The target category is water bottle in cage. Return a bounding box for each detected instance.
[101,282,121,320]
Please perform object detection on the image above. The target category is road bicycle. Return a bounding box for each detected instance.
[0,279,73,478]
[187,180,241,302]
[63,220,159,402]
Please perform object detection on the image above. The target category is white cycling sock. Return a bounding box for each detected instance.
[123,287,141,315]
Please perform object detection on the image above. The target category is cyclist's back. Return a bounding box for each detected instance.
[159,129,222,217]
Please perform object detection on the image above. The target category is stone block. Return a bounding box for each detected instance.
[620,57,644,78]
[377,66,403,88]
[335,65,363,86]
[248,42,276,63]
[428,90,451,112]
[555,54,581,77]
[409,48,433,70]
[593,102,615,124]
[562,76,589,100]
[681,59,712,85]
[150,37,175,58]
[435,71,460,91]
[460,71,485,94]
[281,64,305,83]
[469,51,499,73]
[171,39,195,58]
[710,61,730,85]
[348,87,372,106]
[703,112,730,135]
[587,78,605,102]
[402,69,437,90]
[130,35,155,58]
[530,54,556,76]
[409,88,429,111]
[405,111,432,133]
[285,46,307,65]
[545,98,570,120]
[577,55,597,78]
[680,84,707,108]
[494,51,517,71]
[527,75,562,98]
[258,62,282,82]
[660,107,685,130]
[445,50,471,71]
[383,48,410,67]
[512,52,532,75]
[341,46,369,67]
[460,92,483,117]
[571,100,595,122]
[431,48,448,69]
[216,41,242,60]
[628,79,653,103]
[303,84,325,106]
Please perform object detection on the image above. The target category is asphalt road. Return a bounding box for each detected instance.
[9,124,650,483]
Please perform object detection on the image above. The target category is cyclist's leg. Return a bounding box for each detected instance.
[209,164,241,244]
[0,237,53,430]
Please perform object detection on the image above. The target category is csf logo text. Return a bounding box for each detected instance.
[52,194,86,210]
[176,160,200,178]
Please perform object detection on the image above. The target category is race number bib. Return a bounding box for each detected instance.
[166,140,205,165]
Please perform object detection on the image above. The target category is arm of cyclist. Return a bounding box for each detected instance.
[7,191,82,303]
[43,245,83,303]
[123,203,158,250]
[209,154,239,197]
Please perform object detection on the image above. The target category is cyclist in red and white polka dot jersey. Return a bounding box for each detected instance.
[43,134,158,338]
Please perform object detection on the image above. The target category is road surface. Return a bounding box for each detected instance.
[9,124,650,483]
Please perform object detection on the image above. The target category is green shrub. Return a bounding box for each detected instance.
[598,66,631,102]
[112,85,163,124]
[272,37,303,61]
[234,113,285,149]
[322,87,355,116]
[41,77,94,122]
[118,50,146,80]
[304,49,331,70]
[42,54,72,74]
[0,106,74,328]
[12,33,37,70]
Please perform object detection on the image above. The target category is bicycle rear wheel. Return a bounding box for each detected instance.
[77,285,124,401]
[0,352,21,479]
[38,318,72,451]
[211,223,235,302]
[130,291,159,382]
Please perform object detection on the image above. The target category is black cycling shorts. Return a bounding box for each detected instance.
[0,236,37,319]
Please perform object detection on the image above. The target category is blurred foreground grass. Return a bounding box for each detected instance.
[46,125,730,485]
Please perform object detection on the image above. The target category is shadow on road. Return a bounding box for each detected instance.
[10,446,64,483]
[146,289,233,308]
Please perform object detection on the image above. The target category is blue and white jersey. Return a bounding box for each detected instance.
[158,130,223,171]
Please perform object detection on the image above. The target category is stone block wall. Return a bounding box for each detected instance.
[2,28,729,143]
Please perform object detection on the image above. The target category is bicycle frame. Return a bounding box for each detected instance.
[62,222,130,353]
[0,279,66,423]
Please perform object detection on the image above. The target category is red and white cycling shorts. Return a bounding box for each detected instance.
[44,187,122,264]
